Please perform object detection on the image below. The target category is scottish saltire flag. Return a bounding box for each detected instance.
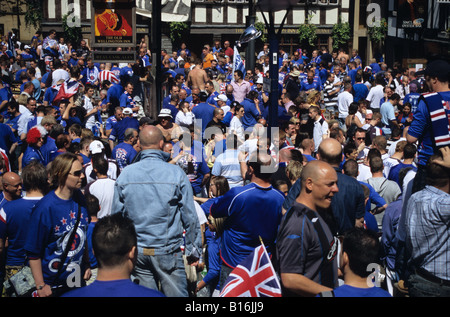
[232,45,245,80]
[53,80,80,103]
[219,245,282,297]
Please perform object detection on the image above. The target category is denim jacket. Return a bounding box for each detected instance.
[112,149,202,257]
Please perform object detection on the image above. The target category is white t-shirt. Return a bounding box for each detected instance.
[337,91,354,119]
[175,111,195,128]
[366,84,384,109]
[83,95,96,130]
[229,116,245,141]
[85,177,116,218]
[313,117,329,152]
[357,163,372,182]
[51,68,70,86]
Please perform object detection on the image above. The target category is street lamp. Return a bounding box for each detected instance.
[236,25,262,48]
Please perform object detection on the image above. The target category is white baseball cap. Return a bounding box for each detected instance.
[214,94,228,102]
[123,108,133,115]
[89,140,105,155]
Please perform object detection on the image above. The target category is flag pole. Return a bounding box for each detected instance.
[259,236,265,248]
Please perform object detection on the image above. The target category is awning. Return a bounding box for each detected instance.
[256,0,299,12]
[135,0,191,22]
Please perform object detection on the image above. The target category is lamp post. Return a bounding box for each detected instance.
[236,25,262,48]
[245,0,257,73]
[256,0,296,129]
[151,0,162,118]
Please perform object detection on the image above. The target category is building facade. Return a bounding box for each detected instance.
[189,0,351,57]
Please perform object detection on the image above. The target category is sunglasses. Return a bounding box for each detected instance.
[69,170,84,177]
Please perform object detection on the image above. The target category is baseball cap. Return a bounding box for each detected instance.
[158,108,173,119]
[214,94,228,102]
[198,91,208,101]
[89,140,105,155]
[415,59,450,80]
[289,70,301,77]
[123,108,133,115]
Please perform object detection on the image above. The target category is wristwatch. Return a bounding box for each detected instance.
[37,284,46,290]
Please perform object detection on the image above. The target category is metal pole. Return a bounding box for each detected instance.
[245,0,256,73]
[151,0,162,117]
[268,11,279,130]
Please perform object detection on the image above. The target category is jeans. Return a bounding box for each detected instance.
[219,264,234,292]
[408,273,450,297]
[132,250,189,297]
[338,118,346,131]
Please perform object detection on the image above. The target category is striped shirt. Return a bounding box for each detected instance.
[211,149,243,188]
[323,80,338,108]
[98,70,119,84]
[406,185,450,281]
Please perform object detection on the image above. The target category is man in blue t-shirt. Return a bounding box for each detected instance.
[300,69,322,92]
[105,82,124,116]
[317,227,391,297]
[112,128,138,171]
[406,59,450,193]
[241,90,261,131]
[0,162,45,278]
[403,82,421,113]
[108,108,139,149]
[63,213,164,297]
[192,92,216,134]
[211,152,285,288]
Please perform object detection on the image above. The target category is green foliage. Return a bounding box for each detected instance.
[62,14,82,46]
[367,18,388,43]
[331,21,351,50]
[24,0,43,29]
[297,23,317,47]
[254,21,267,43]
[169,22,189,45]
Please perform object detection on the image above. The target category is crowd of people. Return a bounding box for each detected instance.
[0,28,449,298]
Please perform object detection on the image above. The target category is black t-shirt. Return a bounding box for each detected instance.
[276,202,338,296]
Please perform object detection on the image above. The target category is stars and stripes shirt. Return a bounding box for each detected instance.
[98,70,119,84]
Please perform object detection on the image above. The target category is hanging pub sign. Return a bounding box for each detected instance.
[91,0,136,47]
[396,0,427,29]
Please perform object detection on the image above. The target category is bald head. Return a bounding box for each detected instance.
[299,160,339,210]
[1,171,22,199]
[2,172,21,186]
[317,138,343,166]
[139,125,164,150]
[301,160,335,185]
[279,148,292,163]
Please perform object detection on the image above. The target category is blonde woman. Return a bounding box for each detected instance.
[25,153,91,297]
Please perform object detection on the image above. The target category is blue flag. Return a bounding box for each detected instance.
[232,45,245,79]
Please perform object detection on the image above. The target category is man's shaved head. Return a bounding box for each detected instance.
[301,160,335,186]
[299,160,339,210]
[2,171,21,185]
[317,138,343,166]
[139,125,164,150]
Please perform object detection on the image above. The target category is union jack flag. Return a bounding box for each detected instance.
[53,80,80,103]
[219,245,282,297]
